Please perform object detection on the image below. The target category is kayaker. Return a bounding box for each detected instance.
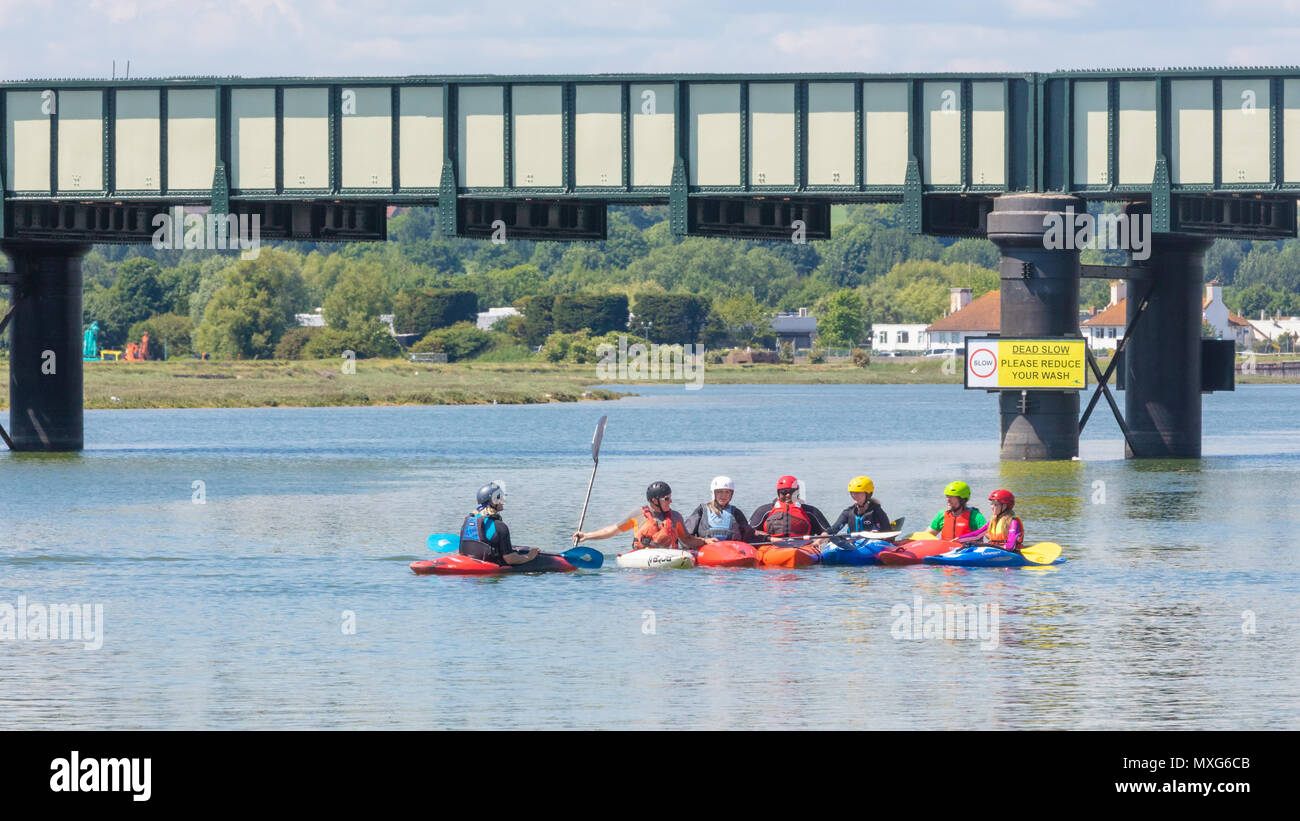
[926,480,988,540]
[460,482,541,566]
[829,475,892,535]
[749,475,832,538]
[573,481,707,550]
[957,489,1025,552]
[683,476,758,543]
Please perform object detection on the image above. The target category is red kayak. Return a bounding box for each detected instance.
[755,540,821,568]
[694,540,758,568]
[410,554,576,575]
[876,539,960,566]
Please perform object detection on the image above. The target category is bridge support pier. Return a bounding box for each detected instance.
[3,241,89,451]
[987,194,1085,461]
[1123,235,1213,459]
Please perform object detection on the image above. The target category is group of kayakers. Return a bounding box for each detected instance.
[458,473,1025,567]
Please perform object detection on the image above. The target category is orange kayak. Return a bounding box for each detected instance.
[755,540,821,568]
[876,539,960,566]
[695,540,758,568]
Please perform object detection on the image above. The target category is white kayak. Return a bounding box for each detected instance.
[615,548,696,569]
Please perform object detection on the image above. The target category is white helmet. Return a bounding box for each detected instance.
[711,476,735,492]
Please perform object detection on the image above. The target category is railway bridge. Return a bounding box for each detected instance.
[2,68,1295,456]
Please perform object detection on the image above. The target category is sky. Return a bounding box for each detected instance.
[1,0,1300,80]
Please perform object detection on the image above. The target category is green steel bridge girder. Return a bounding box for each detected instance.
[2,69,1300,242]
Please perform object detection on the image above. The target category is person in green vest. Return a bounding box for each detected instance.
[926,481,987,541]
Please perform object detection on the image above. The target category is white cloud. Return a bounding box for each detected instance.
[1003,0,1097,19]
[0,1,1296,79]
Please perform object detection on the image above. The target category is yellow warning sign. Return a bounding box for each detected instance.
[964,337,1087,390]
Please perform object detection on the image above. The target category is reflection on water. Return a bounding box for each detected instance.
[1,384,1298,729]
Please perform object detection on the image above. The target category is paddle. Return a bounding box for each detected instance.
[952,540,1062,565]
[431,535,603,569]
[428,533,460,552]
[555,545,604,569]
[572,415,608,547]
[844,529,901,541]
[1018,542,1062,565]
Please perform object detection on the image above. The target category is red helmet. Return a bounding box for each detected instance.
[776,475,799,491]
[988,489,1015,507]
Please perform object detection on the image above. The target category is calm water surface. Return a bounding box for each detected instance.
[2,383,1297,729]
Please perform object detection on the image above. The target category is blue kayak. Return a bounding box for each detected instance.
[923,545,1066,567]
[819,537,893,567]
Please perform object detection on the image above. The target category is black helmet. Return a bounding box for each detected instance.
[646,481,672,503]
[476,482,504,507]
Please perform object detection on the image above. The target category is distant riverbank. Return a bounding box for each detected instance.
[0,355,1292,410]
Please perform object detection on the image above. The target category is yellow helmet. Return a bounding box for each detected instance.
[944,481,971,500]
[847,476,874,494]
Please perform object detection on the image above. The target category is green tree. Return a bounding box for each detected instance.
[942,238,1000,270]
[516,295,555,347]
[553,293,629,335]
[89,258,168,346]
[128,312,194,359]
[391,288,478,336]
[862,259,998,324]
[633,293,711,344]
[714,292,771,347]
[410,322,494,361]
[323,261,391,331]
[818,290,866,347]
[193,250,310,358]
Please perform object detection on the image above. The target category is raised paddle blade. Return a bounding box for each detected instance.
[908,531,938,541]
[574,415,608,547]
[427,534,460,552]
[562,546,604,569]
[1019,542,1062,565]
[890,517,906,531]
[591,415,607,463]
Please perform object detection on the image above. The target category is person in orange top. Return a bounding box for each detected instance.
[957,489,1025,552]
[573,481,706,550]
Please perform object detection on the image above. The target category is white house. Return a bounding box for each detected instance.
[925,287,999,350]
[870,323,929,355]
[1085,280,1255,350]
[1202,280,1256,347]
[295,308,326,327]
[1248,314,1300,351]
[477,306,520,330]
[1081,281,1127,350]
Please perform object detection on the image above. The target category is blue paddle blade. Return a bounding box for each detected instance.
[427,534,460,552]
[562,546,604,569]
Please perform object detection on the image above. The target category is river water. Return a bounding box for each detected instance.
[2,383,1297,729]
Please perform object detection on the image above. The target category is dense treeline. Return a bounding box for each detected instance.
[14,202,1298,361]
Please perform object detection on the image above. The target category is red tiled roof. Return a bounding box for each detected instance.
[1228,312,1251,326]
[926,290,999,332]
[1082,298,1127,327]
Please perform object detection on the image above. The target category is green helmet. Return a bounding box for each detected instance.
[944,481,971,500]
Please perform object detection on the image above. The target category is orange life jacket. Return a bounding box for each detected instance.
[764,500,812,537]
[941,507,973,540]
[634,506,680,549]
[986,514,1024,547]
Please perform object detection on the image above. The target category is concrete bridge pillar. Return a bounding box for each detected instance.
[986,194,1086,461]
[3,241,90,451]
[1123,234,1213,459]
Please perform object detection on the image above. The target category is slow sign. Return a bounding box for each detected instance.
[964,337,1087,390]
